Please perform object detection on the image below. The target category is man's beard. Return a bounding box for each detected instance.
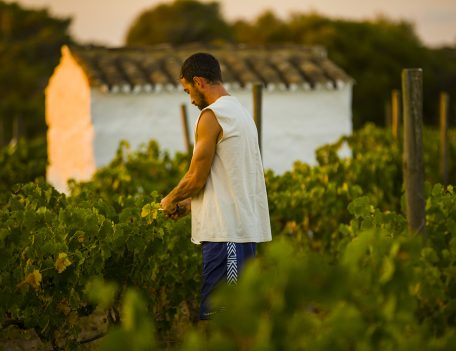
[195,89,209,110]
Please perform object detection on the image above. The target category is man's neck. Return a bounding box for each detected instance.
[205,84,230,105]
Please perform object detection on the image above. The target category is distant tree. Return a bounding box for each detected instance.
[233,11,289,45]
[125,0,233,46]
[0,1,72,141]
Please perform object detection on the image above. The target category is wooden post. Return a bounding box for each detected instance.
[402,69,426,236]
[180,104,192,154]
[392,89,400,139]
[440,92,449,188]
[252,83,263,156]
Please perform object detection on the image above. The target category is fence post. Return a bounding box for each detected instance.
[180,104,192,154]
[402,69,426,236]
[392,89,400,139]
[252,83,263,156]
[439,92,449,188]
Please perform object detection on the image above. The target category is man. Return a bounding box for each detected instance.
[160,53,272,320]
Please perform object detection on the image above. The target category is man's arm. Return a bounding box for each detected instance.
[160,109,221,214]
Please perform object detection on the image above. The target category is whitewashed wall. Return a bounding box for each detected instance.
[91,85,352,174]
[91,90,190,167]
[46,47,96,193]
[234,86,352,173]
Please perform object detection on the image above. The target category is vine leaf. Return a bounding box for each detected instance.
[55,252,72,273]
[17,269,42,290]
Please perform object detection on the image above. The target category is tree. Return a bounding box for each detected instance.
[125,0,233,46]
[0,1,72,142]
[233,11,289,45]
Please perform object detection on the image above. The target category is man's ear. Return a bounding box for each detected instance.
[193,76,205,88]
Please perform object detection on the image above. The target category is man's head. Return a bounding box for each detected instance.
[179,53,223,110]
[180,53,222,85]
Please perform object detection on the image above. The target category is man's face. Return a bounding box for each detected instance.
[180,77,209,110]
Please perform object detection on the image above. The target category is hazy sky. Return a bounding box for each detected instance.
[6,0,456,47]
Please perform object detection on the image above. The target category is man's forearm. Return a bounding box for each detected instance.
[166,173,202,204]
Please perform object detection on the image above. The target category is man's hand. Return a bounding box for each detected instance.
[160,196,176,215]
[169,199,191,220]
[160,197,191,220]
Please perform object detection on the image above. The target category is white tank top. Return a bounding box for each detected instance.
[191,95,272,244]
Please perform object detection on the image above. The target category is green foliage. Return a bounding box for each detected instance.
[95,289,157,351]
[266,124,456,256]
[0,1,73,139]
[102,185,456,350]
[183,216,456,351]
[68,140,190,210]
[0,136,47,203]
[104,184,456,351]
[0,180,199,347]
[125,0,233,46]
[232,11,289,44]
[1,127,455,349]
[0,141,198,347]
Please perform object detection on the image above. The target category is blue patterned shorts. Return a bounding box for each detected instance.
[199,242,256,320]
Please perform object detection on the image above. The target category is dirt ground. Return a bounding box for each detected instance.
[0,310,108,351]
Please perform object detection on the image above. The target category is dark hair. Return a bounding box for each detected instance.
[180,52,223,84]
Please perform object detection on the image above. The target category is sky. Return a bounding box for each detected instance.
[6,0,456,47]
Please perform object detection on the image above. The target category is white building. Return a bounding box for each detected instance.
[45,44,353,192]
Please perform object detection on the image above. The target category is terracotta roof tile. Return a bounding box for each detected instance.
[269,57,304,87]
[68,44,353,93]
[221,55,259,86]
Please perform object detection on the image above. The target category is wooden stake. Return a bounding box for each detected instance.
[392,89,400,139]
[252,83,263,156]
[440,92,449,188]
[402,69,426,236]
[180,104,192,154]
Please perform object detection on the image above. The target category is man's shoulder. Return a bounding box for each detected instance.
[208,95,247,115]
